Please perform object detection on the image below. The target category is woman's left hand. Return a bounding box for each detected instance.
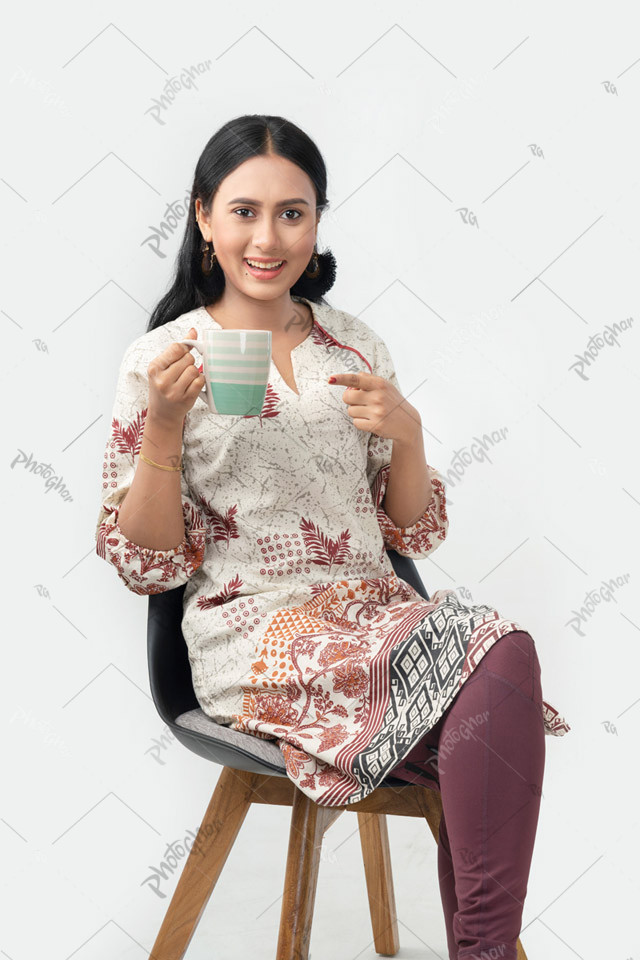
[327,372,422,443]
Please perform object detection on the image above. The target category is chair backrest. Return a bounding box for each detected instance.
[147,550,430,727]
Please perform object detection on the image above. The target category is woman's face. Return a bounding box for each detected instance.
[197,154,320,300]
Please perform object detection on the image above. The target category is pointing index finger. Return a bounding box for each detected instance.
[327,371,374,387]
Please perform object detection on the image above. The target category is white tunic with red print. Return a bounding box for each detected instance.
[95,296,570,807]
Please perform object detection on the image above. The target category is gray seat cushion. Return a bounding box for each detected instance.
[175,708,287,771]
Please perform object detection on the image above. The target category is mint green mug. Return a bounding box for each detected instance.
[179,328,272,416]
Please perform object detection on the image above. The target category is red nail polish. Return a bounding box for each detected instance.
[328,376,336,383]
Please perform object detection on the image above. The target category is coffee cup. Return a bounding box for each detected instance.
[178,328,272,416]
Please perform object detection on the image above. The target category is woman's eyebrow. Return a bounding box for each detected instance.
[227,197,310,206]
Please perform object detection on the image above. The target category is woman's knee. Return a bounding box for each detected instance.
[478,630,541,704]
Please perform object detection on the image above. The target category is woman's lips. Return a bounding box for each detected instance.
[243,259,287,279]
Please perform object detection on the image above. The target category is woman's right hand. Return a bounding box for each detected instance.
[147,327,206,424]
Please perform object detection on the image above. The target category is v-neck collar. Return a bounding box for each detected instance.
[274,296,317,398]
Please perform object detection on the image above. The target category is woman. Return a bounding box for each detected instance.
[95,114,570,959]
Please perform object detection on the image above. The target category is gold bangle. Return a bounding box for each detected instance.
[139,452,183,472]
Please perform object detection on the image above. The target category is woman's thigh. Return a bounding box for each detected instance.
[389,630,544,786]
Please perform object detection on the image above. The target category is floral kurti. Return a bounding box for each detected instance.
[95,296,570,807]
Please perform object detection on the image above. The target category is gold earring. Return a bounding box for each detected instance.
[304,245,320,278]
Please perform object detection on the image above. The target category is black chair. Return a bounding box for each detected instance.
[146,550,529,960]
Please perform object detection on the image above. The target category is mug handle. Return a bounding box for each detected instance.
[178,339,208,403]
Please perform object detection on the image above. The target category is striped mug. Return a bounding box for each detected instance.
[178,328,272,416]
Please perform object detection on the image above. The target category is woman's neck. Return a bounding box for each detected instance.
[205,294,310,340]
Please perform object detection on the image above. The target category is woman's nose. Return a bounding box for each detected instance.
[252,220,281,250]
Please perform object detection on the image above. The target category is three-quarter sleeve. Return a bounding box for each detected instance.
[365,336,449,561]
[95,341,207,595]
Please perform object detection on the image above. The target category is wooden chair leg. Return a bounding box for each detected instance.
[416,785,443,842]
[416,788,528,960]
[357,812,400,957]
[276,787,340,960]
[150,766,257,960]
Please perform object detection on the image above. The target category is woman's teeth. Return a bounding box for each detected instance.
[245,259,284,269]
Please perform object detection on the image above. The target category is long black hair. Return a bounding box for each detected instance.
[146,115,337,333]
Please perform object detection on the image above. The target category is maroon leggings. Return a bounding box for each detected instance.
[389,630,546,960]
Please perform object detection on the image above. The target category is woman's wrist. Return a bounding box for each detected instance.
[141,410,185,467]
[392,408,423,448]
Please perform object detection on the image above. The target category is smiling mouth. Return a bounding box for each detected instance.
[243,258,286,270]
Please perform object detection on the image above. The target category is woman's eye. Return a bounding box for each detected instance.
[233,208,301,220]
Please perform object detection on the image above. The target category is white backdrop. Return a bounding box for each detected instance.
[3,2,639,958]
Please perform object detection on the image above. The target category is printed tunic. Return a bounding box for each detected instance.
[95,296,571,808]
